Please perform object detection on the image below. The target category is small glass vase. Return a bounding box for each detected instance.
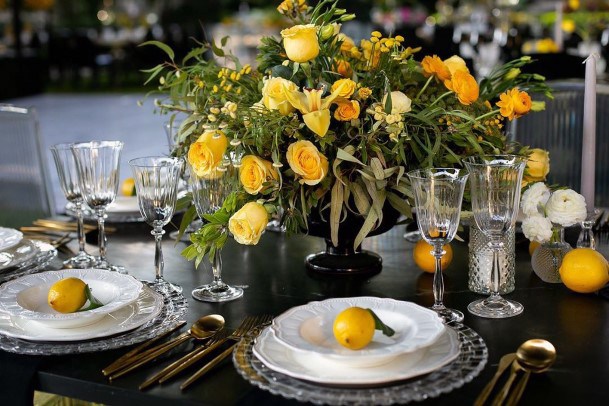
[468,224,515,295]
[531,226,572,283]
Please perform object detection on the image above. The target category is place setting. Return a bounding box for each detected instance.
[0,226,58,284]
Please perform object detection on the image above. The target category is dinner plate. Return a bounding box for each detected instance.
[106,196,141,214]
[271,297,445,367]
[0,240,39,271]
[0,285,163,341]
[253,326,460,386]
[0,241,57,284]
[0,228,23,252]
[0,268,143,328]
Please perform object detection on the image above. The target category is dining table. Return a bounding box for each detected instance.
[1,220,608,405]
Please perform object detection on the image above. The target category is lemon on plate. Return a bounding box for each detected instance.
[121,177,136,196]
[413,239,453,273]
[559,248,609,293]
[332,307,376,350]
[48,277,88,313]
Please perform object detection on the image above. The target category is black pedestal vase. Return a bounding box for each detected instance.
[305,204,400,276]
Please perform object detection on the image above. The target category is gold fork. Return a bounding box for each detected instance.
[180,314,273,390]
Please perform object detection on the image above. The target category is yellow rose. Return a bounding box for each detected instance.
[331,78,356,98]
[286,140,329,185]
[334,99,360,121]
[496,88,532,120]
[262,77,297,116]
[444,70,479,105]
[281,24,319,63]
[443,55,469,75]
[525,148,550,181]
[421,55,451,81]
[187,130,228,178]
[239,155,278,194]
[228,202,269,245]
[357,87,372,100]
[382,91,412,114]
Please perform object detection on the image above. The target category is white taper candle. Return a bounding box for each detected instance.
[581,53,598,210]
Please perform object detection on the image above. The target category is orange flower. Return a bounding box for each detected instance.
[421,55,451,81]
[334,100,360,121]
[444,70,479,105]
[334,59,352,78]
[497,88,532,120]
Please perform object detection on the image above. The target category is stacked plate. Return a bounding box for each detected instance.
[0,268,163,342]
[0,227,57,283]
[254,297,461,386]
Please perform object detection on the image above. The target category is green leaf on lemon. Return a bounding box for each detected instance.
[367,309,395,337]
[77,285,104,312]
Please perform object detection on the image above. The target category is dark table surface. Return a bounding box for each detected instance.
[2,222,609,405]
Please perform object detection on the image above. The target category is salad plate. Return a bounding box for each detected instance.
[271,297,445,367]
[0,228,23,252]
[0,268,143,328]
[0,240,39,271]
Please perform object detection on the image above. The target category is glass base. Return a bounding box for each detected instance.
[468,296,523,318]
[149,278,183,296]
[431,305,464,323]
[192,281,243,302]
[63,252,97,269]
[95,258,127,274]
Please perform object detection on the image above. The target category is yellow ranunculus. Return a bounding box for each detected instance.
[496,88,532,120]
[277,0,307,15]
[525,148,550,182]
[187,130,228,178]
[239,155,278,194]
[331,78,356,98]
[443,55,469,75]
[281,24,319,63]
[334,100,360,121]
[228,202,269,245]
[338,33,355,54]
[382,91,412,114]
[262,77,297,116]
[421,55,451,81]
[286,140,328,185]
[444,70,479,105]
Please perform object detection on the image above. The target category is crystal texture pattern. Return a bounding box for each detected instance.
[468,225,515,294]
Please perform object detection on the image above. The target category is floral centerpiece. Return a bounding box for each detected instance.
[143,0,551,270]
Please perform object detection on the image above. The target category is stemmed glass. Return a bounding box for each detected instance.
[50,143,97,268]
[188,160,243,302]
[71,141,124,273]
[464,155,526,318]
[408,168,468,323]
[129,156,183,294]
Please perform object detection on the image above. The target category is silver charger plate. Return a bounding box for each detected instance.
[233,322,487,405]
[0,241,57,284]
[0,282,187,355]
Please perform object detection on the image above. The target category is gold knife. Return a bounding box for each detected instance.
[474,353,517,406]
[180,343,237,390]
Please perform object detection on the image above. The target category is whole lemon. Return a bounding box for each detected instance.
[528,241,541,256]
[121,177,136,196]
[413,239,453,273]
[559,248,609,293]
[48,277,88,313]
[333,307,376,350]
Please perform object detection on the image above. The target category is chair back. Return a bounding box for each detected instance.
[0,105,55,227]
[510,81,609,208]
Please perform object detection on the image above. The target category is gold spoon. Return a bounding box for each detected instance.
[105,314,225,379]
[505,339,557,405]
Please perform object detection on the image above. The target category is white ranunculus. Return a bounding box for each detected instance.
[545,189,587,227]
[520,182,551,216]
[382,91,412,115]
[521,215,553,243]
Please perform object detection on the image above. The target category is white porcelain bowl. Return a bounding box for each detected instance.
[0,268,143,328]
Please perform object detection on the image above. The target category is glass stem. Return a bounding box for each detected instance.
[489,239,504,299]
[96,209,107,262]
[152,226,165,281]
[75,202,86,255]
[432,245,446,309]
[212,250,223,285]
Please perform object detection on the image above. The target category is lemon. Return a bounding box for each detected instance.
[559,248,609,293]
[333,307,376,350]
[413,239,453,273]
[121,177,136,196]
[529,241,541,256]
[47,277,88,313]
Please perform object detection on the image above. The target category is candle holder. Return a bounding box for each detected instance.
[577,208,602,249]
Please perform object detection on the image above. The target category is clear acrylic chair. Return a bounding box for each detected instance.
[0,105,55,227]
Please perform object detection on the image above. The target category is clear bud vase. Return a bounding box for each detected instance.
[531,225,572,283]
[468,224,516,294]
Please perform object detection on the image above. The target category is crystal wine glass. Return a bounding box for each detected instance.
[71,141,124,273]
[50,143,97,268]
[188,160,243,302]
[463,155,526,318]
[129,156,183,294]
[408,168,469,323]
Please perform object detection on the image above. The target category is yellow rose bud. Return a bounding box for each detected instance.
[382,91,412,114]
[281,24,320,63]
[239,155,278,195]
[262,77,297,116]
[331,78,357,98]
[228,202,269,245]
[526,148,550,181]
[187,130,228,178]
[334,100,360,121]
[443,55,470,75]
[357,87,372,100]
[286,140,329,185]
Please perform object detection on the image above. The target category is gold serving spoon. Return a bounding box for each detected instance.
[505,339,556,405]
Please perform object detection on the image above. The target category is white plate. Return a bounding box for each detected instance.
[106,196,140,214]
[0,269,143,328]
[0,240,39,271]
[271,297,445,367]
[0,228,23,252]
[0,285,163,342]
[253,326,460,386]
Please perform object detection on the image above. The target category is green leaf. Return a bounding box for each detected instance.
[367,309,395,337]
[330,181,343,247]
[337,147,364,165]
[139,40,175,61]
[78,285,104,312]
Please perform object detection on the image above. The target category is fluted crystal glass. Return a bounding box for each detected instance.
[463,155,526,318]
[408,168,468,323]
[188,160,243,302]
[71,141,124,273]
[50,143,97,268]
